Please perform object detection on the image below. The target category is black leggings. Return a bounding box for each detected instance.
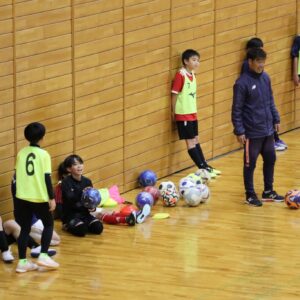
[0,230,8,252]
[14,198,53,259]
[65,215,103,237]
[243,135,276,194]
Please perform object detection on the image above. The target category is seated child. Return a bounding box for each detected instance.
[1,218,57,263]
[0,216,14,263]
[61,154,103,237]
[53,162,69,220]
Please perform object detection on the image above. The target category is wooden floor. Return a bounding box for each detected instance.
[1,129,300,300]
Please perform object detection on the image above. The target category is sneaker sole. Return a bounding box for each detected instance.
[244,200,263,207]
[16,266,38,273]
[37,261,59,269]
[136,204,151,224]
[261,198,284,203]
[3,259,14,264]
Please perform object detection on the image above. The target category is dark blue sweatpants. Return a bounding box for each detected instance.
[243,135,276,195]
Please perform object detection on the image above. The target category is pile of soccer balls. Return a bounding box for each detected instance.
[138,168,211,208]
[178,169,210,207]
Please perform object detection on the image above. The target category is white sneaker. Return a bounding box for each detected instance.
[37,254,59,269]
[16,260,38,273]
[136,204,151,224]
[2,247,14,263]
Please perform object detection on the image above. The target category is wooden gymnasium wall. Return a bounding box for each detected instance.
[0,0,299,219]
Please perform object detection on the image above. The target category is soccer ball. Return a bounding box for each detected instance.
[285,189,300,209]
[194,169,211,184]
[179,177,196,196]
[158,181,176,193]
[187,173,203,186]
[138,170,157,187]
[143,186,161,204]
[162,189,179,207]
[183,187,202,207]
[81,187,101,209]
[136,191,154,209]
[197,183,210,203]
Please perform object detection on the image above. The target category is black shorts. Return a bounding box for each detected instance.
[176,120,198,140]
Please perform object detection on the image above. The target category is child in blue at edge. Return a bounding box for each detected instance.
[291,35,300,86]
[171,49,221,177]
[241,37,287,151]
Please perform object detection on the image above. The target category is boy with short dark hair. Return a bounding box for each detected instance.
[171,49,221,177]
[14,122,59,272]
[232,48,284,206]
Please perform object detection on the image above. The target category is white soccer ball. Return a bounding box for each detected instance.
[194,168,211,184]
[198,183,210,203]
[183,187,203,207]
[187,173,203,187]
[158,181,176,193]
[162,189,179,207]
[179,177,196,196]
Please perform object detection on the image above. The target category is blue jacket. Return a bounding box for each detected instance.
[232,69,280,139]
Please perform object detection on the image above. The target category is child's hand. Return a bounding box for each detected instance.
[49,199,56,212]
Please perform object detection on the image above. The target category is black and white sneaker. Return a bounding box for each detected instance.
[262,190,284,202]
[245,193,263,207]
[136,204,151,224]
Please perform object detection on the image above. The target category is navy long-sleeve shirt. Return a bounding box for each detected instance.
[232,68,280,139]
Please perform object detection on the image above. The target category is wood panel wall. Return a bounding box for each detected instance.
[0,0,299,219]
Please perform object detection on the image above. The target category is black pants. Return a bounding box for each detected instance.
[14,198,53,259]
[64,214,103,237]
[243,135,276,194]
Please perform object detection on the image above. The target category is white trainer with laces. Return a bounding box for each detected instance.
[37,253,59,269]
[136,204,151,224]
[16,260,38,273]
[2,247,14,263]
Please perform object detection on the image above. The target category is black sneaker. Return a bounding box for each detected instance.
[245,193,263,207]
[262,190,284,202]
[125,212,136,226]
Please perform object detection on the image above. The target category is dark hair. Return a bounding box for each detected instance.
[57,162,69,180]
[247,48,267,60]
[181,49,200,66]
[64,154,84,169]
[24,122,46,144]
[246,37,264,50]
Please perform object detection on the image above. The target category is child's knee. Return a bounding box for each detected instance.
[89,220,103,235]
[68,219,88,237]
[186,138,196,149]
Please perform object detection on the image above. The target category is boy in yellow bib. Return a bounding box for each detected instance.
[14,122,59,272]
[171,49,220,176]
